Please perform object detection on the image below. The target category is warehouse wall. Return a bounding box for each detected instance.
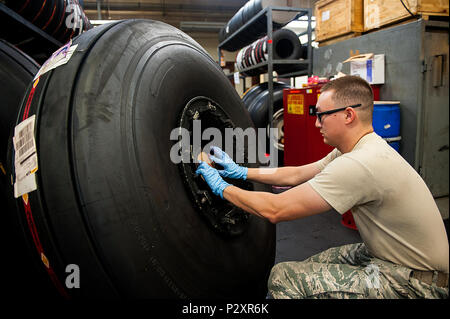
[313,21,422,167]
[313,19,448,184]
[188,32,237,62]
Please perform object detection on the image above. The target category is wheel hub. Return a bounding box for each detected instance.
[176,96,253,237]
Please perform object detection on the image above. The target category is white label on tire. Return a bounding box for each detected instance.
[33,40,78,81]
[14,173,37,198]
[13,115,38,198]
[234,72,240,84]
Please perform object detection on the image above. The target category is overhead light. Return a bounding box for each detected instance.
[180,21,225,32]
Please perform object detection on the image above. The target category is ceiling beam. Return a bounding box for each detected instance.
[84,9,232,22]
[84,1,243,15]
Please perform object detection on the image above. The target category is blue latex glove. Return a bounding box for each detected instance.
[195,161,231,199]
[209,146,248,180]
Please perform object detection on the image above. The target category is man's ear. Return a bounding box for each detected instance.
[345,108,357,124]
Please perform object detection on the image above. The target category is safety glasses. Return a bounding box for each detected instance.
[315,104,362,123]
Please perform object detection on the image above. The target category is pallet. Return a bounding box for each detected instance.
[420,13,450,21]
[363,16,417,34]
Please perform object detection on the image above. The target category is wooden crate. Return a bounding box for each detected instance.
[315,0,364,42]
[317,32,362,47]
[364,0,449,31]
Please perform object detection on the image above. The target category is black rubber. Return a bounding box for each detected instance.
[242,82,291,165]
[219,0,286,52]
[5,0,58,31]
[242,81,290,108]
[4,0,92,44]
[244,82,290,130]
[0,40,39,174]
[273,29,302,60]
[0,40,59,299]
[6,19,275,299]
[236,29,303,77]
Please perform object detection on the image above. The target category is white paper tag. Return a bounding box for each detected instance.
[322,10,330,22]
[34,40,78,80]
[13,115,38,197]
[234,72,240,84]
[14,173,37,198]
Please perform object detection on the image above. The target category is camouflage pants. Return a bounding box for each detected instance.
[268,243,448,299]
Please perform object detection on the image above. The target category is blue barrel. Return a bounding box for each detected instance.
[373,101,401,138]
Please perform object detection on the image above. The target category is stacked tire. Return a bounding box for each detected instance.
[243,82,291,166]
[5,0,92,44]
[219,0,302,51]
[5,19,275,299]
[0,40,40,172]
[236,28,307,77]
[0,40,55,298]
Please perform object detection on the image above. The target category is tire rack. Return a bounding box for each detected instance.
[218,6,313,157]
[0,3,63,64]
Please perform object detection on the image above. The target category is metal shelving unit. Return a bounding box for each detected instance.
[218,6,313,144]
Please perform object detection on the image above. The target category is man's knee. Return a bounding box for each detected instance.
[267,260,369,299]
[267,262,307,299]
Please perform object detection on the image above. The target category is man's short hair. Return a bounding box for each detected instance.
[320,76,374,124]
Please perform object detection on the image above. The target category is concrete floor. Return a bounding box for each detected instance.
[275,209,361,264]
[275,196,449,264]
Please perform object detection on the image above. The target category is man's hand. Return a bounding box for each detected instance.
[195,161,231,199]
[209,146,248,180]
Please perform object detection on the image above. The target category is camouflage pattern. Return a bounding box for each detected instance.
[268,243,449,299]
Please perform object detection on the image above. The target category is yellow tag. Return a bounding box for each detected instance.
[33,77,39,88]
[287,94,304,115]
[22,193,29,205]
[41,253,50,268]
[306,89,312,94]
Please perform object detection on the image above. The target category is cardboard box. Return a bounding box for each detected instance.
[344,53,385,84]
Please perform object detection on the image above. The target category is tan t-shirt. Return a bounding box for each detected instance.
[308,132,449,273]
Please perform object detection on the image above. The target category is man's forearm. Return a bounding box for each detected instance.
[246,163,320,186]
[223,185,279,223]
[222,182,331,224]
